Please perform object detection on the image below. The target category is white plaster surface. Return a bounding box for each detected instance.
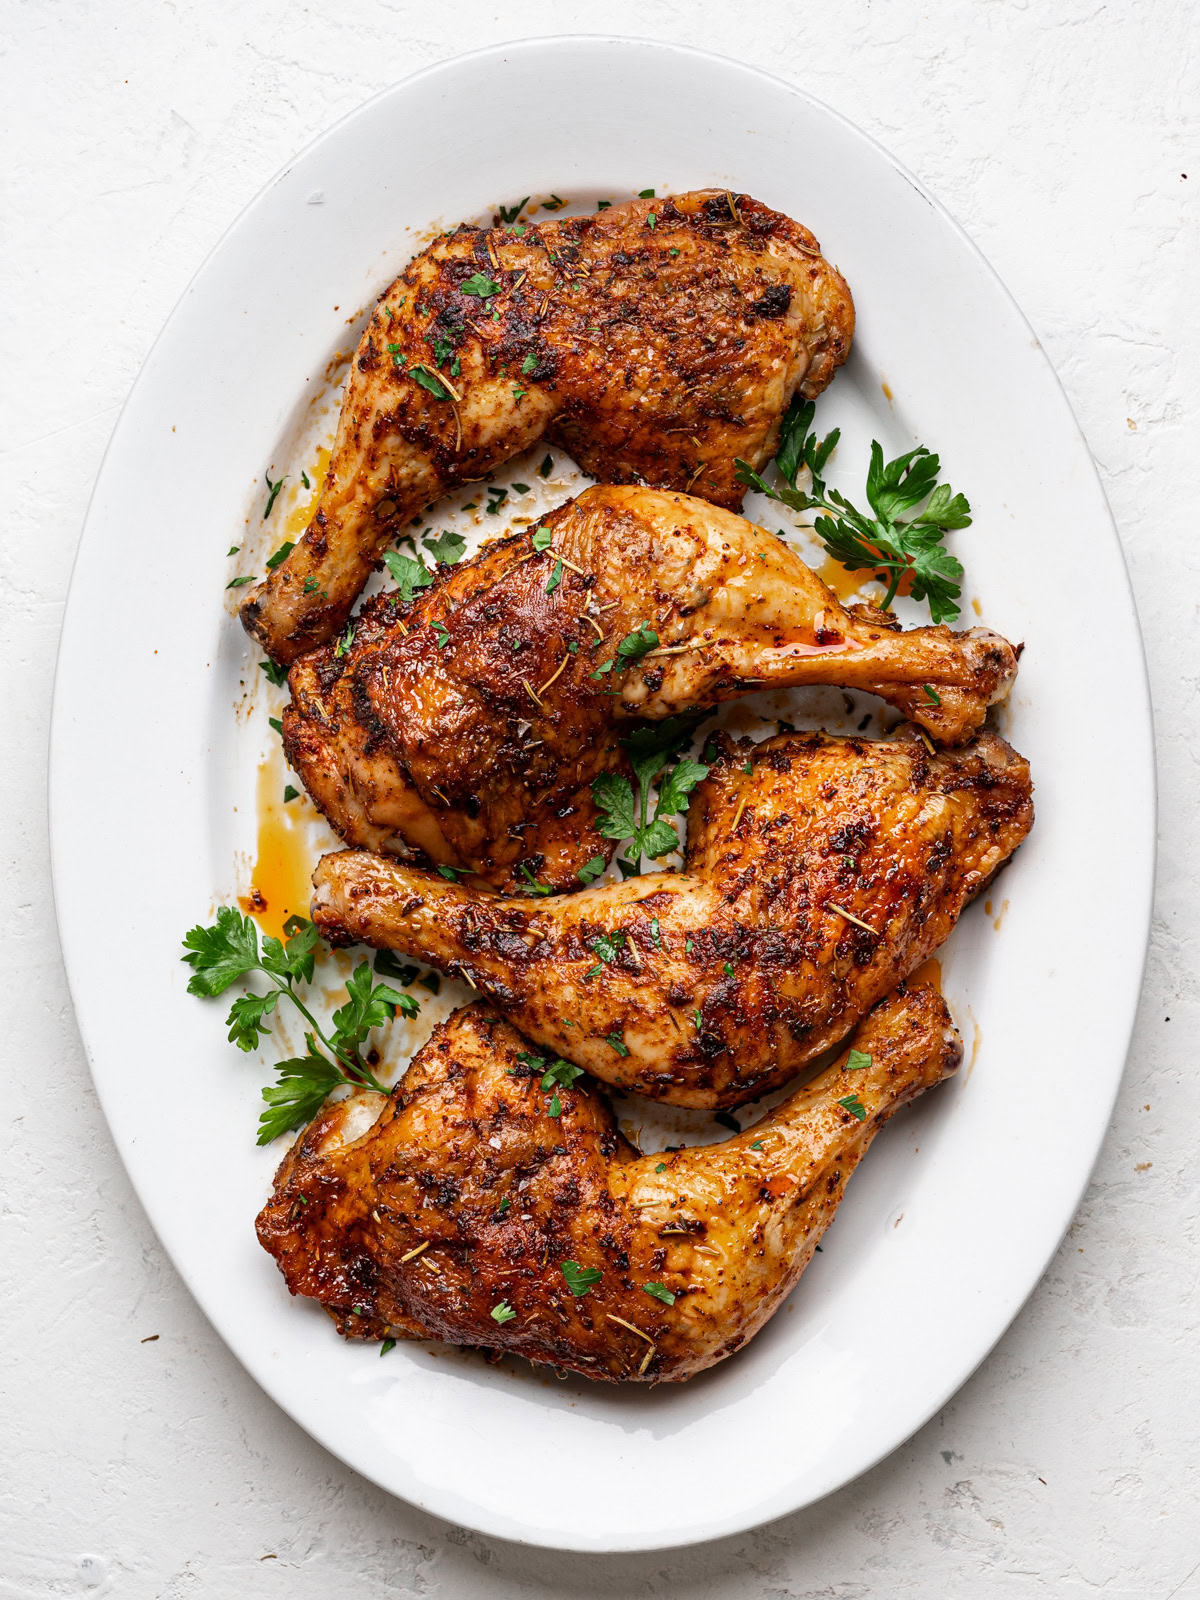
[2,2,1197,1593]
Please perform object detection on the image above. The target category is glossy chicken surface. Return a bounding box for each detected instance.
[242,190,855,663]
[312,727,1032,1106]
[256,986,959,1382]
[284,485,1019,891]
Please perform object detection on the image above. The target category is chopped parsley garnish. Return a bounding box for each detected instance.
[382,550,433,604]
[491,1301,517,1324]
[838,1093,868,1121]
[577,855,606,885]
[606,1032,630,1057]
[521,353,538,375]
[638,188,655,198]
[226,575,255,589]
[531,525,553,551]
[511,482,530,494]
[647,213,656,229]
[268,716,283,734]
[283,785,299,803]
[589,621,660,678]
[265,541,295,571]
[425,530,467,565]
[538,454,554,478]
[545,558,563,595]
[380,1338,396,1356]
[486,487,508,515]
[649,917,661,948]
[262,470,287,519]
[180,910,417,1143]
[412,366,450,400]
[751,1140,764,1150]
[498,196,530,223]
[259,658,287,687]
[540,1060,585,1090]
[512,386,527,401]
[334,623,355,658]
[461,272,501,298]
[517,862,553,896]
[547,1093,562,1118]
[923,684,941,704]
[655,1161,666,1173]
[560,1261,602,1296]
[301,470,311,490]
[542,194,566,211]
[437,865,462,881]
[497,1196,511,1216]
[735,397,970,623]
[643,1282,675,1306]
[302,577,322,594]
[845,1049,872,1072]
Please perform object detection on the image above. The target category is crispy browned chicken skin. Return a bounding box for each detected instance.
[242,190,855,663]
[284,485,1018,891]
[312,727,1032,1106]
[256,986,959,1383]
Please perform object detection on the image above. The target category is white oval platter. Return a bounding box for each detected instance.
[49,36,1154,1552]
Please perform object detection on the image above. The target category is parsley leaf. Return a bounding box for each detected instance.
[412,366,450,400]
[540,1060,585,1091]
[656,758,708,816]
[592,773,638,843]
[545,558,563,595]
[490,1301,517,1324]
[461,272,501,298]
[521,353,538,375]
[498,196,530,224]
[561,1261,602,1296]
[845,1049,872,1072]
[643,1282,676,1306]
[838,1093,868,1121]
[531,526,553,551]
[265,541,295,571]
[263,470,287,519]
[258,1053,344,1144]
[182,906,261,996]
[331,962,417,1054]
[226,575,255,589]
[577,855,606,885]
[259,657,288,687]
[382,550,434,604]
[735,396,969,623]
[424,530,467,565]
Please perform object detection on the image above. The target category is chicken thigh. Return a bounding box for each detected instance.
[256,985,959,1382]
[311,726,1033,1106]
[284,485,1018,891]
[241,190,855,663]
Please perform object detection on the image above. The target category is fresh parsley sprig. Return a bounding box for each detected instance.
[590,714,709,869]
[735,397,971,624]
[181,908,418,1144]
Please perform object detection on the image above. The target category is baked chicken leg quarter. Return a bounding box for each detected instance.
[256,986,960,1382]
[284,485,1019,891]
[241,191,855,663]
[312,727,1033,1106]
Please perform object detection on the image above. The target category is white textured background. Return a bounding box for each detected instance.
[3,2,1197,1594]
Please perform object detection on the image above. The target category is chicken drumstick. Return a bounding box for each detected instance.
[256,986,960,1383]
[311,726,1032,1106]
[285,485,1018,892]
[242,190,854,664]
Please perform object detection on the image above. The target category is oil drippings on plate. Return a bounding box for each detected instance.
[241,761,315,941]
